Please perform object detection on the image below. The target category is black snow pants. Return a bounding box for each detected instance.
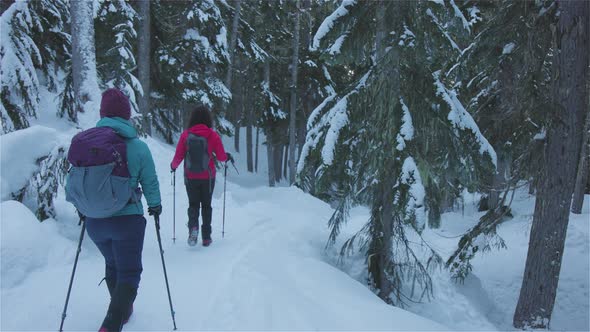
[185,178,215,240]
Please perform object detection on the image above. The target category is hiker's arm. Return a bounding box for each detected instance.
[213,132,228,162]
[140,144,162,208]
[170,131,187,171]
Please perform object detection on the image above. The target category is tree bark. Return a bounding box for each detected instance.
[283,144,289,179]
[267,140,275,187]
[246,102,254,172]
[138,0,151,135]
[513,0,589,328]
[70,0,98,115]
[288,0,301,184]
[255,127,260,173]
[225,0,242,91]
[489,150,510,210]
[572,108,590,214]
[377,180,394,304]
[274,143,283,182]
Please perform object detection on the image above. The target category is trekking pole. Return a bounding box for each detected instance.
[171,170,176,243]
[230,159,239,175]
[222,162,228,238]
[154,214,178,330]
[59,217,86,332]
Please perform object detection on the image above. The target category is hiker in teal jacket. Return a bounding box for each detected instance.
[95,116,161,215]
[69,88,162,332]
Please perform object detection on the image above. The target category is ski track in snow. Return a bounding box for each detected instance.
[1,134,445,331]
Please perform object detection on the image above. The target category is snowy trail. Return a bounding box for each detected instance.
[1,137,445,331]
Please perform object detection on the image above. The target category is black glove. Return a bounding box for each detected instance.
[148,205,162,216]
[226,152,235,163]
[171,168,176,173]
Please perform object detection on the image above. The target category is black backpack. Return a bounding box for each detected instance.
[185,133,210,173]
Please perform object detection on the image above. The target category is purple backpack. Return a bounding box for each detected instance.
[65,127,137,218]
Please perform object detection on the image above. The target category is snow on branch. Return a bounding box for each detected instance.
[396,98,414,151]
[298,70,371,173]
[433,71,497,166]
[426,8,460,52]
[311,0,357,51]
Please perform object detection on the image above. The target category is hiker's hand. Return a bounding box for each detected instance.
[77,210,86,221]
[226,152,235,164]
[148,205,162,217]
[170,168,176,173]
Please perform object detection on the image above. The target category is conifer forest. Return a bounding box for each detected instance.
[1,0,589,331]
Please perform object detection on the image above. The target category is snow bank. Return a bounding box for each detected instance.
[0,200,71,289]
[0,126,62,200]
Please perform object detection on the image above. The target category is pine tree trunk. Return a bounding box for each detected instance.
[288,0,301,185]
[225,0,242,91]
[246,107,254,172]
[283,144,289,179]
[274,143,283,182]
[234,118,241,152]
[572,110,590,214]
[378,179,394,304]
[267,137,275,187]
[513,1,589,328]
[70,0,98,115]
[138,0,151,135]
[489,151,510,210]
[255,127,260,173]
[234,70,242,153]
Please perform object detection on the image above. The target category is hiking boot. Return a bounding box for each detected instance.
[202,238,212,247]
[187,227,199,246]
[99,284,137,332]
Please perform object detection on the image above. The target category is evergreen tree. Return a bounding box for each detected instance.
[299,0,496,305]
[151,0,230,142]
[1,1,40,132]
[513,0,589,327]
[95,0,142,120]
[446,0,557,280]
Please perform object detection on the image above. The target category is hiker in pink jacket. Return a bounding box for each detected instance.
[170,105,233,247]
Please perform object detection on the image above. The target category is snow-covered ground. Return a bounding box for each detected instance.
[1,123,588,331]
[1,130,445,331]
[333,190,590,331]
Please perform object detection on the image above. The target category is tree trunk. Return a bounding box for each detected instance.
[283,144,289,179]
[266,136,275,187]
[233,66,242,153]
[572,109,590,214]
[288,0,301,185]
[70,0,98,115]
[138,0,151,135]
[489,150,510,210]
[377,179,394,304]
[225,0,242,91]
[255,127,260,173]
[274,143,283,182]
[513,1,589,328]
[246,106,254,172]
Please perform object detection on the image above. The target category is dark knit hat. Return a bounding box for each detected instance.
[100,88,131,120]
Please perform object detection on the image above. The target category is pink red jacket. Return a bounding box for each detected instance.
[171,124,228,179]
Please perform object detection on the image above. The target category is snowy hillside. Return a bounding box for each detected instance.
[1,132,446,331]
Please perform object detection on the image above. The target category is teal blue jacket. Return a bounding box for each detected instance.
[95,117,161,216]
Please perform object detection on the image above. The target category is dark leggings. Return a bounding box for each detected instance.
[85,215,146,289]
[185,178,215,240]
